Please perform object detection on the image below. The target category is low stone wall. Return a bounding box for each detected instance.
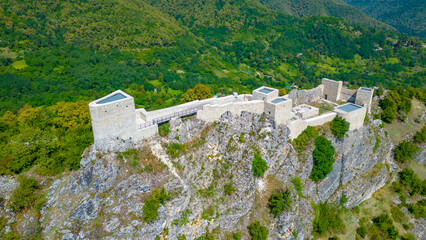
[287,85,323,106]
[287,112,337,139]
[136,124,158,139]
[340,88,357,102]
[137,95,251,122]
[197,100,265,122]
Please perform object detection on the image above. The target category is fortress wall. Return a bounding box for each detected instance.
[322,78,342,101]
[287,85,323,106]
[135,124,158,140]
[138,94,250,122]
[197,100,265,122]
[340,88,357,102]
[287,112,337,139]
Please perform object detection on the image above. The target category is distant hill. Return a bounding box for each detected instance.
[258,0,395,31]
[0,0,424,113]
[344,0,426,39]
[0,0,184,51]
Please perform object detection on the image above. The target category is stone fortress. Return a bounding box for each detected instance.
[89,78,373,151]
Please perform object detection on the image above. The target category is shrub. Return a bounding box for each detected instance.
[407,199,426,219]
[356,226,366,238]
[400,233,417,240]
[413,125,426,143]
[158,122,170,137]
[249,221,268,240]
[292,126,318,153]
[291,177,303,191]
[394,141,419,163]
[224,181,236,196]
[142,187,170,222]
[330,116,349,139]
[252,153,268,177]
[339,195,348,205]
[310,136,336,182]
[201,205,215,220]
[268,189,292,217]
[399,168,426,196]
[9,175,39,212]
[312,203,344,237]
[372,214,399,239]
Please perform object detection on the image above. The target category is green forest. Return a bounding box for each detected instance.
[344,0,426,39]
[0,0,424,115]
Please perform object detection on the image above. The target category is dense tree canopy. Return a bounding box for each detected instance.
[310,136,336,182]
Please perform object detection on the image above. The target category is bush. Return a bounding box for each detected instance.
[394,141,418,163]
[312,203,344,236]
[268,189,292,217]
[310,136,336,182]
[158,122,170,137]
[292,126,318,153]
[9,175,39,212]
[399,168,426,195]
[142,187,170,222]
[291,177,303,191]
[249,221,268,240]
[407,199,426,219]
[356,226,366,238]
[224,181,236,196]
[339,195,348,205]
[372,214,399,239]
[252,153,268,177]
[330,116,349,139]
[413,126,426,143]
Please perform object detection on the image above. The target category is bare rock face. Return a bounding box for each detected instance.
[0,111,399,239]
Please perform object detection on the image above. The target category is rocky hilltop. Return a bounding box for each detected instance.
[0,111,422,239]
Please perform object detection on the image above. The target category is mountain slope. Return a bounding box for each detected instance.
[344,0,426,39]
[0,0,184,50]
[258,0,395,30]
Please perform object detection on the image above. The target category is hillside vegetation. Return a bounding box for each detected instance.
[259,0,394,30]
[0,0,424,114]
[344,0,426,39]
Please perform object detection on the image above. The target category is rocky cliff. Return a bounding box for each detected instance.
[0,111,413,239]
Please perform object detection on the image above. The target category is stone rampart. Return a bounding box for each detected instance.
[287,85,323,106]
[197,100,265,122]
[340,88,357,102]
[137,94,250,122]
[287,112,337,139]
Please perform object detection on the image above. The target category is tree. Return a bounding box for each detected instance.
[330,116,349,139]
[394,141,418,163]
[310,136,335,182]
[252,153,268,177]
[414,126,426,143]
[249,221,268,240]
[181,89,197,102]
[268,189,292,217]
[9,175,39,212]
[194,84,212,100]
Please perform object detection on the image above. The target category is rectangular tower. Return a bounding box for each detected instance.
[322,78,342,101]
[89,90,138,150]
